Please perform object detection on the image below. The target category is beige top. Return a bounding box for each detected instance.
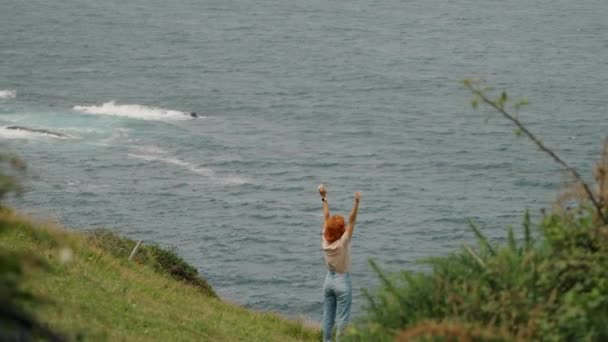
[322,232,352,273]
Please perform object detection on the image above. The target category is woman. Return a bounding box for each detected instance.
[318,184,361,341]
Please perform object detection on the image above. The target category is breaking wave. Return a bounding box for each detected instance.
[73,101,196,121]
[0,90,17,99]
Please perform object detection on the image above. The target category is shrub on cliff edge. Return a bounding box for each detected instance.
[87,229,217,298]
[346,85,608,341]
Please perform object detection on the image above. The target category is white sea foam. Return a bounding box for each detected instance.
[64,181,112,194]
[94,127,131,146]
[73,101,194,121]
[129,153,214,177]
[0,90,16,99]
[134,145,169,155]
[0,126,70,140]
[128,151,250,185]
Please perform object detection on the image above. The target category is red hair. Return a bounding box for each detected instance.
[324,215,345,243]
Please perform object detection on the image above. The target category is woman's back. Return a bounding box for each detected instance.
[322,233,352,273]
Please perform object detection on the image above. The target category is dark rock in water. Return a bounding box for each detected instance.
[6,126,68,138]
[190,112,198,118]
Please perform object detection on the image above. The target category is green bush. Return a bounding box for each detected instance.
[345,134,608,340]
[345,84,608,341]
[87,229,217,298]
[347,207,608,341]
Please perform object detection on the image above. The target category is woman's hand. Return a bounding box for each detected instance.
[354,191,362,202]
[319,184,330,221]
[318,184,327,198]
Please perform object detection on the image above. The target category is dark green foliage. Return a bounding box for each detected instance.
[0,153,63,340]
[468,219,496,256]
[347,207,608,341]
[87,229,217,298]
[0,153,26,203]
[146,243,216,297]
[0,250,63,341]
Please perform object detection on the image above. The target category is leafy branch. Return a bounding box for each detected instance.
[0,153,26,202]
[464,79,607,224]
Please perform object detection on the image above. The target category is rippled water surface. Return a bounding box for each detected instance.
[1,0,606,320]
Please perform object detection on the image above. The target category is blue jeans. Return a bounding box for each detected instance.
[322,271,352,342]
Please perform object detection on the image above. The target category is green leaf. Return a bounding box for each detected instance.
[468,219,496,256]
[500,91,508,103]
[514,128,523,137]
[514,97,529,110]
[464,245,486,269]
[523,209,532,251]
[507,226,517,251]
[471,98,479,109]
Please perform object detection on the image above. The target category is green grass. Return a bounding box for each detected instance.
[0,208,320,341]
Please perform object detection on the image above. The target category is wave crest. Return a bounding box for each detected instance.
[0,90,16,99]
[128,148,250,185]
[73,101,193,121]
[0,126,70,140]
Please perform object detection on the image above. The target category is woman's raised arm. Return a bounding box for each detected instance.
[318,184,330,223]
[345,191,362,238]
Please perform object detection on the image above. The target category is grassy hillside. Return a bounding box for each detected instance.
[0,208,320,341]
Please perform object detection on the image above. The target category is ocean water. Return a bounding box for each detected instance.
[1,0,606,321]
